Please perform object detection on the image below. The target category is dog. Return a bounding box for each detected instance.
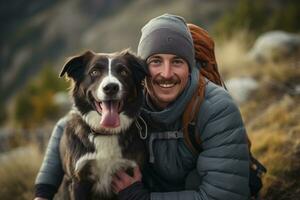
[58,49,147,200]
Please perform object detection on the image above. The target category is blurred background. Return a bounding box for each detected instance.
[0,0,299,199]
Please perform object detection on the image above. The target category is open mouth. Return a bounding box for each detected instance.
[94,100,123,128]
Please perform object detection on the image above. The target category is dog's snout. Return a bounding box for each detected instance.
[103,83,119,95]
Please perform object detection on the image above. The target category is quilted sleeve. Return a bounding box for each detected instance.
[34,117,66,196]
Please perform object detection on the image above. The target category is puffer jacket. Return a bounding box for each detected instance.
[35,67,250,199]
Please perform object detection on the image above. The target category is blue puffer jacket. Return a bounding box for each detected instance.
[35,67,250,199]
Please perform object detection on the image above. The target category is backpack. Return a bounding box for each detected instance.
[183,23,267,198]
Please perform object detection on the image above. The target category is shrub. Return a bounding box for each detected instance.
[213,0,300,39]
[0,99,8,125]
[13,66,68,129]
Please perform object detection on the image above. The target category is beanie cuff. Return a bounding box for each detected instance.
[138,28,195,69]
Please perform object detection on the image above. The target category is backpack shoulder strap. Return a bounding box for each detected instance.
[182,73,206,155]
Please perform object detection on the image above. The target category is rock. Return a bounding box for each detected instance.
[248,31,300,63]
[225,77,259,104]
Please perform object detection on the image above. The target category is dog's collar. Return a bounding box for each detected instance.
[89,128,113,136]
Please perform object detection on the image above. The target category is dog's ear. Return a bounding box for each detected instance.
[60,50,94,80]
[121,49,148,84]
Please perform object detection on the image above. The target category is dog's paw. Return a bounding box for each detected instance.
[111,159,137,175]
[75,154,97,181]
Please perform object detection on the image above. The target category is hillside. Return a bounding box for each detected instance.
[0,1,299,199]
[0,29,299,199]
[0,0,237,105]
[0,0,132,103]
[216,31,300,199]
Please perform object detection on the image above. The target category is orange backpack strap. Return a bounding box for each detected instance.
[182,73,206,155]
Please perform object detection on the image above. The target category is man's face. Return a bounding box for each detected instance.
[146,54,189,109]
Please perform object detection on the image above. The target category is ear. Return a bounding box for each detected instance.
[60,50,94,80]
[121,49,148,84]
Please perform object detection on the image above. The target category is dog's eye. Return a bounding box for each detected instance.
[119,69,128,77]
[90,70,101,77]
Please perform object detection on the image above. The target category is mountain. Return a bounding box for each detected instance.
[0,0,132,102]
[0,0,237,105]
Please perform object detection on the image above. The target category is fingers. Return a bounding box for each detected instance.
[116,170,133,182]
[111,174,122,193]
[111,170,132,193]
[133,166,142,181]
[111,167,143,194]
[111,180,121,193]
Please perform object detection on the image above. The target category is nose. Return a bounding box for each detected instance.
[160,63,173,79]
[103,83,119,95]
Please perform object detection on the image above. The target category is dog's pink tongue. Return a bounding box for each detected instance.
[100,101,120,128]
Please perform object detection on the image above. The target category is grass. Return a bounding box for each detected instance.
[246,93,300,199]
[249,129,300,199]
[0,145,43,200]
[217,29,300,199]
[215,29,253,79]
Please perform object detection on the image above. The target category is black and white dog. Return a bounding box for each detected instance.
[59,50,147,200]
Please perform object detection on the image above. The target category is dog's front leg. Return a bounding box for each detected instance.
[71,179,94,200]
[75,153,98,181]
[72,154,98,200]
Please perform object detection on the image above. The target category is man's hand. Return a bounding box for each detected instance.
[111,166,142,194]
[34,198,48,200]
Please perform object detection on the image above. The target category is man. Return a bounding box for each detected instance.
[35,14,250,200]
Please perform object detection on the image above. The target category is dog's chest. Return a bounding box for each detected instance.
[93,135,122,159]
[92,136,136,175]
[75,135,136,197]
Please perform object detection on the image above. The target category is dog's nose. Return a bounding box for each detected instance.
[103,83,119,95]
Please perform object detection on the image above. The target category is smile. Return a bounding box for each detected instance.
[158,83,176,88]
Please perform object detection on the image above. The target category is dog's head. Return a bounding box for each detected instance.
[60,49,147,134]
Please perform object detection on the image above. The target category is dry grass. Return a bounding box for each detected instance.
[249,129,300,200]
[243,95,300,130]
[245,93,300,199]
[215,30,253,79]
[0,145,43,200]
[242,93,300,199]
[216,30,300,199]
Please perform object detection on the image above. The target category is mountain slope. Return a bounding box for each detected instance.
[0,0,236,104]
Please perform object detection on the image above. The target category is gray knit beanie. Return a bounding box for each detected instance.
[137,14,195,70]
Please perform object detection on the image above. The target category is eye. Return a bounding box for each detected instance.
[120,69,128,77]
[116,63,129,77]
[90,69,101,77]
[172,58,184,65]
[147,58,161,66]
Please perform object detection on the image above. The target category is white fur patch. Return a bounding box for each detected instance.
[96,58,123,100]
[75,136,137,196]
[82,111,134,134]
